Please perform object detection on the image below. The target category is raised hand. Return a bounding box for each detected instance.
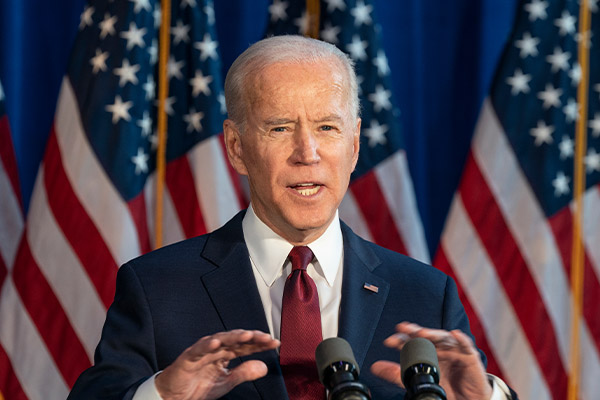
[155,329,280,400]
[371,322,492,400]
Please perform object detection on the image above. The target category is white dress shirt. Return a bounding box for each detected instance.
[243,204,344,341]
[133,205,509,399]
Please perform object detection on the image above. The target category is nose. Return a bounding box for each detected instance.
[291,126,320,165]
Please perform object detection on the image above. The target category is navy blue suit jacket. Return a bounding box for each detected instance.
[69,211,479,399]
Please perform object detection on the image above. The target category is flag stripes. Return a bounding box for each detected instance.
[436,98,600,399]
[44,130,118,308]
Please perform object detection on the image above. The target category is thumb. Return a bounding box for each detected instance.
[226,360,268,387]
[370,360,404,388]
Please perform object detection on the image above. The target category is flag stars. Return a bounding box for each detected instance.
[121,22,147,50]
[321,22,341,44]
[218,93,226,115]
[183,108,204,133]
[79,6,95,30]
[575,30,593,47]
[138,117,154,143]
[269,0,288,22]
[194,34,218,61]
[90,49,109,74]
[585,149,600,173]
[554,11,576,36]
[558,136,574,159]
[524,0,548,21]
[563,98,579,122]
[131,148,149,175]
[155,96,176,116]
[368,85,392,112]
[589,113,600,137]
[364,120,388,147]
[584,0,599,13]
[114,59,140,86]
[537,84,562,109]
[324,0,346,12]
[171,20,190,45]
[530,120,554,146]
[373,50,390,76]
[148,39,158,65]
[546,47,570,72]
[106,95,133,124]
[153,8,161,29]
[99,13,118,39]
[180,0,196,8]
[506,68,531,95]
[143,75,155,100]
[515,32,540,58]
[148,132,158,150]
[294,11,310,35]
[130,0,151,13]
[351,0,373,26]
[346,35,368,61]
[137,111,152,137]
[569,63,582,86]
[190,70,213,96]
[204,4,216,25]
[167,56,185,80]
[552,171,570,196]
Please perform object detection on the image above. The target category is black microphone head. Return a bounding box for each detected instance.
[315,337,360,384]
[400,337,439,381]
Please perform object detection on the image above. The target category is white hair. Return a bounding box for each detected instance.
[224,35,360,130]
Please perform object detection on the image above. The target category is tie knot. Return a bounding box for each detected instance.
[288,246,314,271]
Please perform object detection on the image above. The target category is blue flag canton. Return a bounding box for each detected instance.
[491,0,600,217]
[68,0,225,202]
[266,0,405,180]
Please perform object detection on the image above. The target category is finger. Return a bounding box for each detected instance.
[370,361,404,387]
[388,323,465,352]
[227,360,269,385]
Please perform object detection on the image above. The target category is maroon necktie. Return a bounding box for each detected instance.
[280,246,324,400]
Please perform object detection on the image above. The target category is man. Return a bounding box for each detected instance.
[69,36,515,400]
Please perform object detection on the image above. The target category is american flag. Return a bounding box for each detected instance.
[0,0,244,398]
[266,0,430,263]
[435,0,600,399]
[0,81,29,400]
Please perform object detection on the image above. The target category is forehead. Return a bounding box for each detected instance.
[246,60,350,115]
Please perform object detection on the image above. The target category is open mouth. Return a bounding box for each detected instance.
[291,183,322,196]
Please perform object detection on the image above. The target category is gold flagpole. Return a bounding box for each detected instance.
[568,1,590,398]
[306,0,320,39]
[154,0,171,249]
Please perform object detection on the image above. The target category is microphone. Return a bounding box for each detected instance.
[400,337,447,400]
[315,337,371,400]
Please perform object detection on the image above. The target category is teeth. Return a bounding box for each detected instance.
[295,186,320,196]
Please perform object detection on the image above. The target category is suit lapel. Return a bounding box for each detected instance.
[201,212,288,400]
[337,223,390,369]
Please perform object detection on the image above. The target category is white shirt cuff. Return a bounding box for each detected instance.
[488,373,512,400]
[132,372,163,400]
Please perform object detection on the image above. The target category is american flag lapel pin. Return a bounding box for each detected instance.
[363,283,379,293]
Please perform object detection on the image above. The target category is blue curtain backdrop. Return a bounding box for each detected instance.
[0,0,518,256]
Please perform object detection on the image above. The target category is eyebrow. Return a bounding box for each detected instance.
[262,115,344,126]
[263,118,297,126]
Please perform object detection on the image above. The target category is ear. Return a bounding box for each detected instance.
[223,119,249,176]
[351,118,361,171]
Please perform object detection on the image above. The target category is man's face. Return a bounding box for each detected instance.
[224,60,360,244]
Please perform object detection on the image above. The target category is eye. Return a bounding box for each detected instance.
[320,125,334,131]
[272,126,287,133]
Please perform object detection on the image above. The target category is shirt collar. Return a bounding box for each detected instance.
[242,204,343,287]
